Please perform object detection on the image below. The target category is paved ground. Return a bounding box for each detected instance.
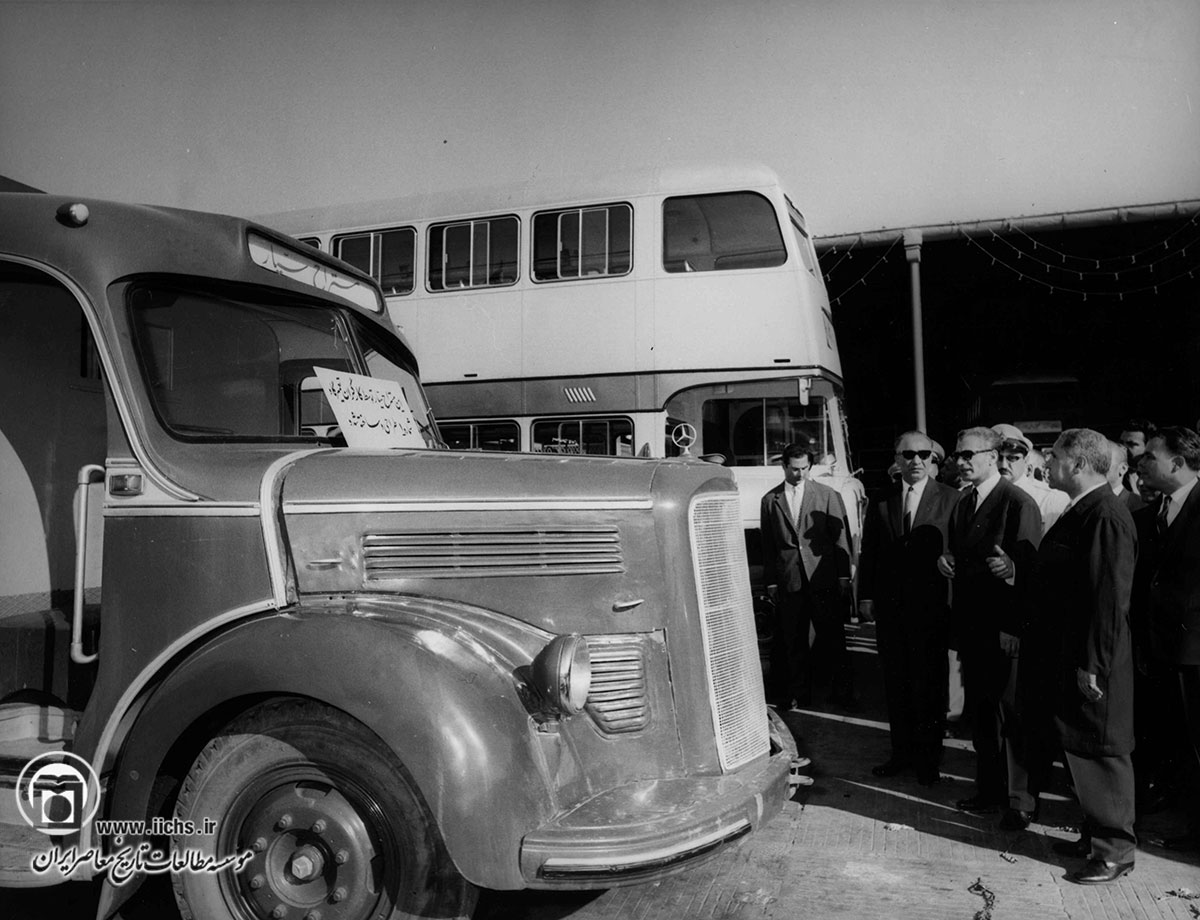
[3,621,1198,919]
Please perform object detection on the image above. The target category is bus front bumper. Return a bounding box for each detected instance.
[519,708,797,889]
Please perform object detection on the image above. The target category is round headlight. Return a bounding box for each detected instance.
[531,634,591,715]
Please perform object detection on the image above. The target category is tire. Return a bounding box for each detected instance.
[171,697,477,920]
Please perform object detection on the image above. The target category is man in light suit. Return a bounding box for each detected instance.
[859,430,962,785]
[1137,425,1200,852]
[938,426,1042,828]
[1022,429,1138,883]
[761,443,853,708]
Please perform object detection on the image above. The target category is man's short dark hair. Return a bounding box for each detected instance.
[955,426,1000,450]
[781,443,814,465]
[1154,426,1200,472]
[1122,418,1157,439]
[892,430,930,452]
[1055,428,1111,476]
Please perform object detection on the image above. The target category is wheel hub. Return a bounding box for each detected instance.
[236,781,380,919]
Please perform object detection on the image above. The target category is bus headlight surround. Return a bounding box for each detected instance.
[531,634,591,715]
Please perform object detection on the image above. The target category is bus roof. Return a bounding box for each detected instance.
[258,160,785,235]
[0,193,394,328]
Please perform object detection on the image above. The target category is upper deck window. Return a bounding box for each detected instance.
[428,216,518,291]
[532,203,632,281]
[332,227,416,296]
[663,192,786,273]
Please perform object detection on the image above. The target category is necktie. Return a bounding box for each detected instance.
[1158,496,1171,535]
[969,487,980,516]
[903,485,917,534]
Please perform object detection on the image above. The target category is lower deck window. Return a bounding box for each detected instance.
[440,420,520,451]
[532,417,633,456]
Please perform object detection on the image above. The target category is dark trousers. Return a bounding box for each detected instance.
[1180,664,1200,829]
[774,583,850,704]
[961,641,1031,810]
[1064,750,1137,864]
[1132,663,1187,802]
[876,609,947,771]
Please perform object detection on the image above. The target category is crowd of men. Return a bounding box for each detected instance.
[759,420,1200,886]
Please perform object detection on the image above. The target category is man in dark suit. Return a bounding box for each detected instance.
[937,426,1042,828]
[1136,425,1200,852]
[761,443,853,708]
[859,430,961,785]
[1024,428,1137,884]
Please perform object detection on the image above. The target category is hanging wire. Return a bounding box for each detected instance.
[825,236,902,305]
[978,222,1200,280]
[1007,212,1200,267]
[961,232,1200,298]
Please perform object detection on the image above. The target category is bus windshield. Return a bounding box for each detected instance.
[665,381,835,466]
[126,282,439,446]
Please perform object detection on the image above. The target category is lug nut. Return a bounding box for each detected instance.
[334,849,349,865]
[253,836,268,853]
[304,913,322,920]
[276,814,293,830]
[271,906,288,919]
[330,886,347,903]
[312,819,327,834]
[249,874,265,890]
[291,854,316,880]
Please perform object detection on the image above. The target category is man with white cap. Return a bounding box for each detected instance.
[993,423,1070,534]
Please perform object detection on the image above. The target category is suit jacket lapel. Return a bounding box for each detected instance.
[1162,481,1200,552]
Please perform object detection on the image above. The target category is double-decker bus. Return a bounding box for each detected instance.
[259,162,859,539]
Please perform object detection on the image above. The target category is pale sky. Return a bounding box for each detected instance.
[2,0,1197,236]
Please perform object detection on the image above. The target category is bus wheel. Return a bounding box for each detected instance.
[171,697,477,920]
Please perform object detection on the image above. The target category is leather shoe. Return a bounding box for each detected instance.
[956,794,1002,815]
[998,808,1034,831]
[1160,830,1200,852]
[1069,858,1134,884]
[871,758,910,778]
[1052,837,1090,859]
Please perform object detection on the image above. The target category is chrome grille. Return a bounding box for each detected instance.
[363,526,623,580]
[689,492,769,771]
[584,638,649,733]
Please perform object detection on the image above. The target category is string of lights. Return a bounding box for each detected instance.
[824,236,900,305]
[1007,212,1200,267]
[820,212,1200,303]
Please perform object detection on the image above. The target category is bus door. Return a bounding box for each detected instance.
[0,264,107,729]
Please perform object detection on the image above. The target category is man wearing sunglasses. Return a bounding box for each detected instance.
[858,431,962,785]
[937,426,1042,828]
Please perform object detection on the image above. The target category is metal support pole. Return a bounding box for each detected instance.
[903,228,927,432]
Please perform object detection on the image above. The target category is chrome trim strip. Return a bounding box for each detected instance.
[105,503,260,517]
[81,596,278,857]
[284,499,653,514]
[261,450,331,607]
[539,819,750,871]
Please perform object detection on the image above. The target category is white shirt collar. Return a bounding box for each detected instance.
[1164,477,1198,524]
[972,469,1002,504]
